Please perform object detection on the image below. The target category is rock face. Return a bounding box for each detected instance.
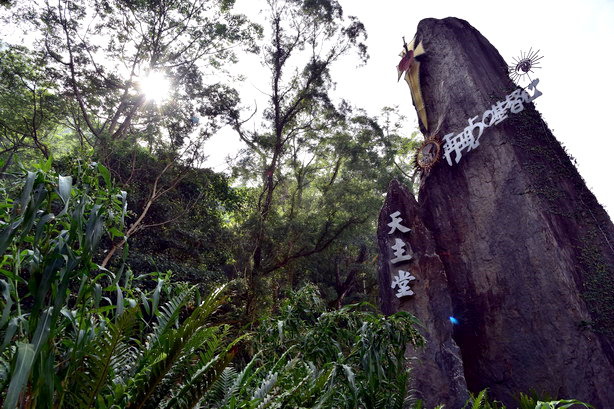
[410,17,614,408]
[377,180,468,409]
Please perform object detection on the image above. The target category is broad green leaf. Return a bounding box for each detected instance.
[18,171,37,213]
[34,213,54,246]
[116,286,124,319]
[56,175,72,217]
[0,279,13,328]
[94,283,102,308]
[57,175,72,204]
[3,342,35,409]
[152,278,164,314]
[98,163,111,187]
[1,317,19,351]
[0,219,23,257]
[32,307,53,354]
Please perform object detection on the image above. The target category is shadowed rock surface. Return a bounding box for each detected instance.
[377,179,468,409]
[411,17,614,408]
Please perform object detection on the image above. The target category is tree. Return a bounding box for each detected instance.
[0,45,69,173]
[259,106,417,309]
[227,0,421,315]
[5,0,260,156]
[100,148,243,281]
[2,0,261,266]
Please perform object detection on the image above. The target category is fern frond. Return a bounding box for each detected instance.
[65,307,138,408]
[225,351,263,403]
[125,285,227,409]
[145,287,195,350]
[200,366,238,407]
[162,341,239,409]
[467,389,489,409]
[150,326,221,401]
[252,371,279,401]
[297,364,335,407]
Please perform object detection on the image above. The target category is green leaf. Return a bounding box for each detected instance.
[116,286,124,319]
[0,279,13,328]
[152,278,164,314]
[34,213,54,246]
[98,163,111,187]
[3,342,35,409]
[94,283,102,308]
[84,204,104,254]
[139,291,151,316]
[536,400,594,409]
[1,317,19,351]
[108,227,124,239]
[58,175,72,204]
[56,175,72,217]
[0,219,23,257]
[0,268,24,282]
[19,171,37,212]
[41,156,52,172]
[31,307,53,354]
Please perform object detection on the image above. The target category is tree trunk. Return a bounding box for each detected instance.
[411,17,614,408]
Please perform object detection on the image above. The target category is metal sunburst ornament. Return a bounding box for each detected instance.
[508,48,543,83]
[414,135,442,172]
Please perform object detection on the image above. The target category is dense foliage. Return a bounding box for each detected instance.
[0,0,418,310]
[0,167,426,408]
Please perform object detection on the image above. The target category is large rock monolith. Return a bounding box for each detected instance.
[409,17,614,408]
[377,179,468,408]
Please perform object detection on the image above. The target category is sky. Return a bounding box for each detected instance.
[205,0,614,217]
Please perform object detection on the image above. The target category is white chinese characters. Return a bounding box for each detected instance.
[391,270,416,297]
[388,211,411,234]
[387,211,415,298]
[443,79,543,166]
[391,238,412,264]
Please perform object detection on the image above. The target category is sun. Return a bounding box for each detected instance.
[138,71,171,104]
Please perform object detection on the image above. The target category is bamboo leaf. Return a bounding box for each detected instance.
[84,204,104,254]
[94,283,102,308]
